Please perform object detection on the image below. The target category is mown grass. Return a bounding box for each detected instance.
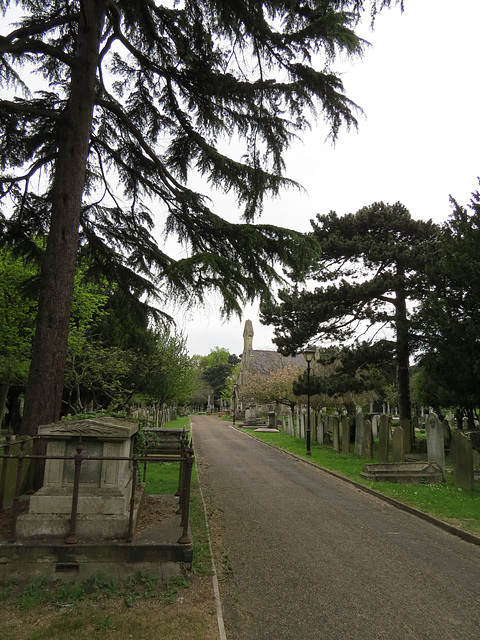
[241,427,480,536]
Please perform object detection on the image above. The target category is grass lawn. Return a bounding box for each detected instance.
[240,427,480,537]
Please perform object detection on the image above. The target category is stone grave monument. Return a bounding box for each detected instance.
[17,417,142,540]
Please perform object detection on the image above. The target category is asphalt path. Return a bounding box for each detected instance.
[191,414,480,640]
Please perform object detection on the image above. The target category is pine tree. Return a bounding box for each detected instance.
[0,0,401,434]
[261,202,439,422]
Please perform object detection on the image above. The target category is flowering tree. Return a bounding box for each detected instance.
[239,364,305,411]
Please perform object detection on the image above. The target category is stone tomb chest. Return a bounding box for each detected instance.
[17,417,142,540]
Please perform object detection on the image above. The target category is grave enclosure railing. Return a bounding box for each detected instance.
[0,431,194,546]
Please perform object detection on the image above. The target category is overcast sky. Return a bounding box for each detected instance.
[166,1,480,356]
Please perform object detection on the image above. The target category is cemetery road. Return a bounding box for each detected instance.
[191,415,480,640]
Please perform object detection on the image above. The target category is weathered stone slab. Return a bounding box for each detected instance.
[451,431,474,491]
[392,426,405,463]
[332,417,340,452]
[17,417,141,540]
[354,413,364,456]
[341,415,350,454]
[363,419,373,459]
[360,461,444,484]
[426,413,446,479]
[378,414,390,463]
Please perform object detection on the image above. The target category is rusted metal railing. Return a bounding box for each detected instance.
[0,435,194,546]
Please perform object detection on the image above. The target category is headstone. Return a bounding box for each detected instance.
[392,426,405,463]
[451,431,474,491]
[332,417,340,452]
[317,419,324,445]
[300,410,305,439]
[341,415,350,453]
[354,412,365,456]
[267,409,276,429]
[400,418,412,454]
[288,410,294,437]
[282,414,286,434]
[310,409,317,443]
[371,415,380,439]
[442,419,451,449]
[425,413,446,480]
[363,419,373,459]
[244,399,257,425]
[16,417,141,540]
[378,414,390,463]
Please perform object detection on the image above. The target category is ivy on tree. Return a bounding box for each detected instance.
[0,0,401,434]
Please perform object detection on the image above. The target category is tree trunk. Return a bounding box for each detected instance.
[21,2,106,436]
[395,263,412,449]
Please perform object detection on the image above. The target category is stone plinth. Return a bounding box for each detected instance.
[17,417,142,540]
[360,461,444,484]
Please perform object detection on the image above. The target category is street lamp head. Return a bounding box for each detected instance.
[303,345,316,364]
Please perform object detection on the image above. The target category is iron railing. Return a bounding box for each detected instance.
[0,432,194,546]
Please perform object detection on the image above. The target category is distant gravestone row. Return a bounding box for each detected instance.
[275,407,477,490]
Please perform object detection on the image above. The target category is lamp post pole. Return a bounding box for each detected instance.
[233,383,238,426]
[303,346,316,456]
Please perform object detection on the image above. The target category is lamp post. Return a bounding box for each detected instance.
[303,345,316,456]
[233,383,238,426]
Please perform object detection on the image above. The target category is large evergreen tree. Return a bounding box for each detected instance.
[416,190,480,426]
[261,202,439,422]
[0,0,401,434]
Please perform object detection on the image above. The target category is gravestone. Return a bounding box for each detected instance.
[341,415,350,453]
[299,411,305,440]
[332,417,340,452]
[363,419,373,459]
[372,415,380,439]
[317,419,324,445]
[451,431,474,491]
[400,418,412,454]
[267,407,277,429]
[425,413,446,480]
[442,419,452,450]
[354,413,365,456]
[392,426,405,463]
[244,399,258,425]
[17,417,141,540]
[287,410,294,436]
[378,414,390,463]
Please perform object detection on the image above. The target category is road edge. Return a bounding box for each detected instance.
[231,424,480,548]
[191,419,228,640]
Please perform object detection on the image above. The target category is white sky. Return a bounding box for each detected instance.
[166,0,480,357]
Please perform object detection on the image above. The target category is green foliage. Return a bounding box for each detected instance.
[0,0,402,431]
[0,247,38,387]
[194,347,240,406]
[261,202,440,419]
[416,190,480,420]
